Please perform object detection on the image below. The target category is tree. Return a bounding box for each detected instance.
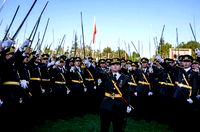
[157,40,172,58]
[176,41,200,57]
[115,49,129,59]
[103,47,112,58]
[131,51,140,61]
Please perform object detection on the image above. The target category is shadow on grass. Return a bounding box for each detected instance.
[31,114,173,132]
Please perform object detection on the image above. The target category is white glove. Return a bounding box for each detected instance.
[20,80,28,89]
[84,88,87,92]
[149,67,153,73]
[156,55,163,62]
[67,89,70,94]
[47,61,55,67]
[196,94,200,100]
[35,50,40,56]
[195,48,200,57]
[50,57,54,62]
[0,99,3,107]
[70,66,75,72]
[187,98,193,104]
[19,40,30,52]
[21,40,30,48]
[128,67,133,71]
[126,106,132,113]
[93,86,97,90]
[55,61,60,66]
[84,59,91,68]
[134,92,137,96]
[148,92,153,96]
[2,40,15,48]
[22,52,27,57]
[19,98,23,104]
[41,89,45,94]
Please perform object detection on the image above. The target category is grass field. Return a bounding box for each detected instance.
[31,114,173,132]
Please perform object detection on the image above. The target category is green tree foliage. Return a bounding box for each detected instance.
[102,47,112,58]
[131,51,140,61]
[157,40,172,58]
[176,41,200,57]
[115,49,129,59]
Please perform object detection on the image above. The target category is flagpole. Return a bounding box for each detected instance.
[80,12,85,58]
[0,0,7,14]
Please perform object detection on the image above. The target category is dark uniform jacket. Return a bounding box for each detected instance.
[136,68,153,96]
[69,66,86,94]
[90,66,131,112]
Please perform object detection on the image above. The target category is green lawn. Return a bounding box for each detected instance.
[31,114,173,132]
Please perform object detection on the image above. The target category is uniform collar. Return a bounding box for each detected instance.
[142,68,147,73]
[112,72,121,80]
[184,67,191,72]
[75,66,81,72]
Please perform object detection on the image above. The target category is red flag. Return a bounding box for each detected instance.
[92,17,96,44]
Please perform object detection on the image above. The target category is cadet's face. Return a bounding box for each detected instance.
[100,63,106,68]
[5,54,13,60]
[23,57,30,63]
[69,62,74,66]
[179,61,183,66]
[60,61,65,67]
[111,64,121,72]
[132,66,137,70]
[169,62,174,66]
[121,63,126,67]
[74,61,81,66]
[141,62,148,68]
[192,64,199,69]
[182,61,191,68]
[36,57,40,63]
[106,63,110,67]
[42,58,48,64]
[24,47,31,53]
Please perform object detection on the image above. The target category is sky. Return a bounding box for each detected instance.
[0,0,199,58]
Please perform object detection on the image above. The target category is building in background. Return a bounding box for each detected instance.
[169,48,192,59]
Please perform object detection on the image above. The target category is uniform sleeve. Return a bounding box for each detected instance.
[5,49,23,65]
[191,72,199,98]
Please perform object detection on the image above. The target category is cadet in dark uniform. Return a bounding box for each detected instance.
[69,57,87,115]
[50,57,70,96]
[86,58,132,132]
[120,59,128,75]
[16,53,32,104]
[95,59,108,112]
[0,40,30,131]
[84,57,97,113]
[39,54,52,95]
[105,59,112,70]
[28,50,44,97]
[134,57,154,120]
[0,47,23,107]
[157,58,175,122]
[127,62,139,113]
[157,55,198,131]
[192,59,200,71]
[48,57,70,117]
